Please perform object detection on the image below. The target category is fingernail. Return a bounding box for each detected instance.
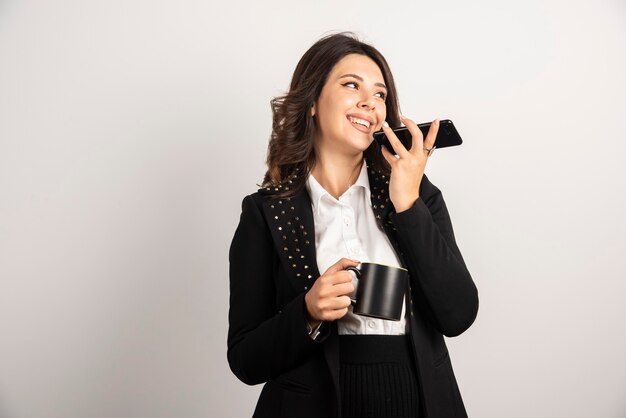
[399,114,405,120]
[383,121,389,128]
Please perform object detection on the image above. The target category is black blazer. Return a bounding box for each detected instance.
[228,165,479,418]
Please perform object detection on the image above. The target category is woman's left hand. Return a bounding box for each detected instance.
[380,116,439,212]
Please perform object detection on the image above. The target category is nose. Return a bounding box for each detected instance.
[359,97,376,110]
[358,94,376,110]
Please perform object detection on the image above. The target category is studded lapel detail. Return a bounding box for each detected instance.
[259,181,321,293]
[258,163,406,292]
[367,166,395,232]
[366,165,408,269]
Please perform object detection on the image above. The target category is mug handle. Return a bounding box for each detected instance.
[345,266,361,306]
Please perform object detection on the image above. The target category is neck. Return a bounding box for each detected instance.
[311,152,363,200]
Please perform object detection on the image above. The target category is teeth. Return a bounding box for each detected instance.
[349,117,370,128]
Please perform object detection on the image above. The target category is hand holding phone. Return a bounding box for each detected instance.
[373,119,462,155]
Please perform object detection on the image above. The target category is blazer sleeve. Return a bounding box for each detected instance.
[227,194,323,386]
[389,175,479,337]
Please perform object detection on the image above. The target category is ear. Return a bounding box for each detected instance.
[310,103,316,117]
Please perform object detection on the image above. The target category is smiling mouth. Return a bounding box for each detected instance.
[347,116,371,129]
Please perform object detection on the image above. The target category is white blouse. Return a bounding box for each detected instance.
[305,161,407,335]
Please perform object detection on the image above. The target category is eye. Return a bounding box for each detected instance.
[342,81,358,89]
[375,91,387,100]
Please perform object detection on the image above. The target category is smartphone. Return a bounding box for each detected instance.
[373,119,462,155]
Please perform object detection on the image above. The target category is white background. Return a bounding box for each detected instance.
[1,0,625,417]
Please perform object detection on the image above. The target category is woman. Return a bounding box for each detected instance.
[228,32,478,418]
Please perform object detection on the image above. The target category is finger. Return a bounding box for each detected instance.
[400,116,424,156]
[330,270,355,285]
[319,272,351,293]
[380,142,398,165]
[382,122,411,159]
[337,307,349,318]
[331,281,355,297]
[326,307,349,321]
[324,257,360,275]
[331,296,352,310]
[320,296,352,315]
[424,119,439,152]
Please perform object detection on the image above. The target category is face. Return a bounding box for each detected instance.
[311,53,387,156]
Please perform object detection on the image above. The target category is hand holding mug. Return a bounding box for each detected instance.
[304,258,360,326]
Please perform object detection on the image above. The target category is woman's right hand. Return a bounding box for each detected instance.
[304,258,360,326]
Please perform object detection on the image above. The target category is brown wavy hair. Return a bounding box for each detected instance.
[262,32,402,198]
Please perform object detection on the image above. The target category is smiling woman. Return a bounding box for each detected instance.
[227,32,478,418]
[262,33,402,200]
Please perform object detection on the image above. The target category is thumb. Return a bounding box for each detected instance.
[324,257,360,275]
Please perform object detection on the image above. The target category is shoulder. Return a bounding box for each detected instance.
[234,191,268,224]
[237,182,300,216]
[240,191,265,207]
[239,180,286,206]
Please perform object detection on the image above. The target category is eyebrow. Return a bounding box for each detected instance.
[338,73,387,90]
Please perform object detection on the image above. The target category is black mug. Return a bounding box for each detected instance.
[346,262,408,321]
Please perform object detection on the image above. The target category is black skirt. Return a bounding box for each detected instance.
[339,335,422,418]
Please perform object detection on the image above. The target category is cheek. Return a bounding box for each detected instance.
[378,108,387,129]
[321,101,346,126]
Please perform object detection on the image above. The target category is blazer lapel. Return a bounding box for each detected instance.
[366,165,411,268]
[367,165,394,230]
[258,186,321,294]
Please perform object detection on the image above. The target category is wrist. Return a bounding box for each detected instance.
[303,293,321,327]
[305,310,321,329]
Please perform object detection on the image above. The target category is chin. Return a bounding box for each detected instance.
[345,142,371,156]
[352,135,374,152]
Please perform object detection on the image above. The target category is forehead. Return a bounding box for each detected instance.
[328,54,385,82]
